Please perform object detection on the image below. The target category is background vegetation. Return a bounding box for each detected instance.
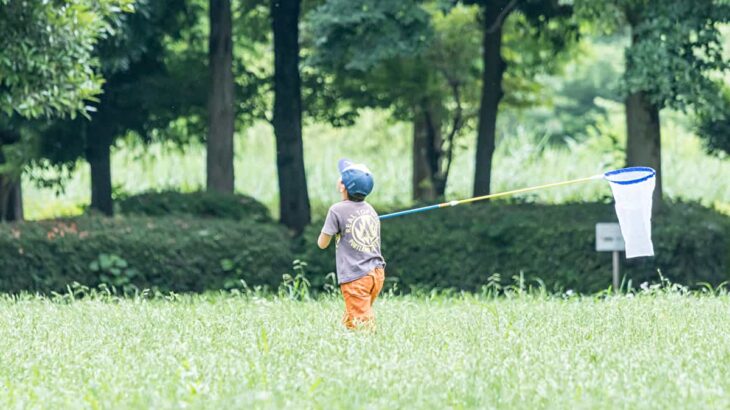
[1,0,729,294]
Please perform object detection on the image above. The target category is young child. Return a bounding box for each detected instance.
[318,159,386,329]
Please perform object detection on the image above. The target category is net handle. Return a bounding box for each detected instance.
[379,174,604,220]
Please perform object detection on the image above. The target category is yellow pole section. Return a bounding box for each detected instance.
[451,174,605,206]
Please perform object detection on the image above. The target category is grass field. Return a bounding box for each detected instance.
[2,291,729,409]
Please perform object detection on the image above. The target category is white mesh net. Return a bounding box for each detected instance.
[605,167,656,258]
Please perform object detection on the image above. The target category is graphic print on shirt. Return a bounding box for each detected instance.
[345,209,379,253]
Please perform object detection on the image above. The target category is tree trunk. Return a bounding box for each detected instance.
[271,0,310,233]
[473,6,507,196]
[626,91,663,208]
[86,129,114,216]
[412,101,443,202]
[0,129,24,222]
[0,177,23,222]
[207,0,235,193]
[412,101,446,201]
[625,23,662,210]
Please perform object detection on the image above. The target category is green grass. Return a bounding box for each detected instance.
[1,292,729,409]
[22,106,730,220]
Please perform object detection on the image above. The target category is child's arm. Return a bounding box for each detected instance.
[318,207,338,249]
[317,233,333,249]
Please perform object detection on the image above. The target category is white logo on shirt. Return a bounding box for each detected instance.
[345,210,379,253]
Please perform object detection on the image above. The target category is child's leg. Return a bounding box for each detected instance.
[369,267,385,306]
[340,274,376,329]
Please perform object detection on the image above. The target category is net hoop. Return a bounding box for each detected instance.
[604,167,656,185]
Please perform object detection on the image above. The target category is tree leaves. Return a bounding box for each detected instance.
[577,0,730,114]
[0,0,133,119]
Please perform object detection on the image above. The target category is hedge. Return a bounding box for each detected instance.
[117,191,271,222]
[2,202,728,295]
[299,202,730,293]
[0,216,292,293]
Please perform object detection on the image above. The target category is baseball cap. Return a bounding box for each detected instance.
[338,158,374,197]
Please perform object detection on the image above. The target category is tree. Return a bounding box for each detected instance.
[0,0,133,119]
[0,0,131,221]
[35,0,205,215]
[576,0,730,208]
[576,0,730,210]
[307,1,574,201]
[271,0,311,233]
[463,0,574,196]
[625,1,729,207]
[307,1,478,201]
[207,0,236,193]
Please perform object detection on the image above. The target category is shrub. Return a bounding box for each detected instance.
[299,202,730,293]
[0,215,292,293]
[117,191,271,222]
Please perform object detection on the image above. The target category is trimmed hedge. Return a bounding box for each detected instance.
[299,202,730,293]
[2,202,727,295]
[117,191,271,222]
[0,216,292,293]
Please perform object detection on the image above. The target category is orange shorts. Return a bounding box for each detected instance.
[340,267,385,329]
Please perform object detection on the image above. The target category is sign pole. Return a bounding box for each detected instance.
[612,250,620,293]
[596,223,624,294]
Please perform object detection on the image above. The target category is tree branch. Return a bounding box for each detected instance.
[486,0,519,34]
[441,80,464,189]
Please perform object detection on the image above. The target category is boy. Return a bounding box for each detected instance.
[318,159,386,329]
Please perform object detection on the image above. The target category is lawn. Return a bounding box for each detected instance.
[1,291,729,409]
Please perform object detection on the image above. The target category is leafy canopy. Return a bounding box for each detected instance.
[0,0,134,119]
[575,0,730,114]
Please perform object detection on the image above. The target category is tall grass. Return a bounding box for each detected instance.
[1,291,729,409]
[22,107,730,220]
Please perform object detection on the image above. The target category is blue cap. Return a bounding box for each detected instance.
[338,158,374,197]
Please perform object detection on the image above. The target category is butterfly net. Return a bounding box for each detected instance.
[604,167,656,258]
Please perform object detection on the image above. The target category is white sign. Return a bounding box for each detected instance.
[596,223,625,252]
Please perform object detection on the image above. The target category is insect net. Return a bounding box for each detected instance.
[604,167,656,258]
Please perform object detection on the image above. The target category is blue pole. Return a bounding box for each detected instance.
[379,204,443,220]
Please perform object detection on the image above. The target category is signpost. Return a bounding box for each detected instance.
[596,223,625,293]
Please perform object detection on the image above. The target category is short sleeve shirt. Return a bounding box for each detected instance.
[321,200,385,284]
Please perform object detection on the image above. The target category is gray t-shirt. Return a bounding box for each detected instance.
[321,200,385,284]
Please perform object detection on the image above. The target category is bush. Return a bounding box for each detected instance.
[117,191,271,222]
[0,215,292,293]
[299,202,730,293]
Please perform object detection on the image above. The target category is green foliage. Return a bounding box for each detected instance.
[89,253,139,291]
[524,37,624,144]
[0,215,291,293]
[117,190,271,222]
[300,202,730,293]
[33,0,206,171]
[306,0,432,72]
[696,85,730,155]
[575,0,730,114]
[625,1,730,113]
[305,0,578,136]
[305,1,480,120]
[278,260,313,300]
[0,0,133,119]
